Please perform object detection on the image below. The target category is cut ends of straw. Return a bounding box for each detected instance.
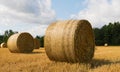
[7,32,34,53]
[45,19,95,63]
[0,42,7,48]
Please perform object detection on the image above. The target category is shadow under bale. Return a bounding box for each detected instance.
[91,59,120,68]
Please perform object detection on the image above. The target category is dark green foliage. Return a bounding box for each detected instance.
[94,28,104,45]
[35,36,44,47]
[3,30,18,43]
[0,35,4,44]
[93,22,120,46]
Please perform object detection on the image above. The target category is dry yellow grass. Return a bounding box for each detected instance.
[0,46,120,72]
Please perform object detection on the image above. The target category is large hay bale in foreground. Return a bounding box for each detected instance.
[45,20,95,63]
[7,32,34,53]
[34,38,40,49]
[0,43,7,48]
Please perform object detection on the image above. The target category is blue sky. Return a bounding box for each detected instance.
[0,0,120,36]
[52,0,85,19]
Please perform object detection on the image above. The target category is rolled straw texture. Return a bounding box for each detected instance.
[7,32,34,53]
[34,38,40,49]
[0,43,7,48]
[45,20,95,63]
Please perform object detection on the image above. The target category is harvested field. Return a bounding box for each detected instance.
[0,46,120,72]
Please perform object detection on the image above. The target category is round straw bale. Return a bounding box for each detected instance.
[7,32,34,53]
[34,38,40,49]
[0,42,7,48]
[45,20,95,63]
[104,43,108,47]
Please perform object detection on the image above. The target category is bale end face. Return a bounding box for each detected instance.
[0,43,7,48]
[7,32,34,53]
[45,20,95,63]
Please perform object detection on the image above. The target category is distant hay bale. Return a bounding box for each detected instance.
[1,43,7,48]
[45,20,95,63]
[34,38,40,49]
[7,32,34,53]
[104,43,108,47]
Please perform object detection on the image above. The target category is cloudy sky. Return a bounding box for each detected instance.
[0,0,120,36]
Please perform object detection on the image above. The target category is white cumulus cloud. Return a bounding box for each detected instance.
[0,0,56,36]
[71,0,120,28]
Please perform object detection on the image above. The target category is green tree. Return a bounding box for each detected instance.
[35,35,44,47]
[3,30,18,43]
[93,28,104,45]
[94,21,120,46]
[111,22,120,45]
[0,35,4,44]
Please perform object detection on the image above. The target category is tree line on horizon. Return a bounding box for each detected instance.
[93,21,120,46]
[0,30,44,47]
[0,21,120,46]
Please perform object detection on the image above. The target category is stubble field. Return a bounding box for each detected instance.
[0,46,120,72]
